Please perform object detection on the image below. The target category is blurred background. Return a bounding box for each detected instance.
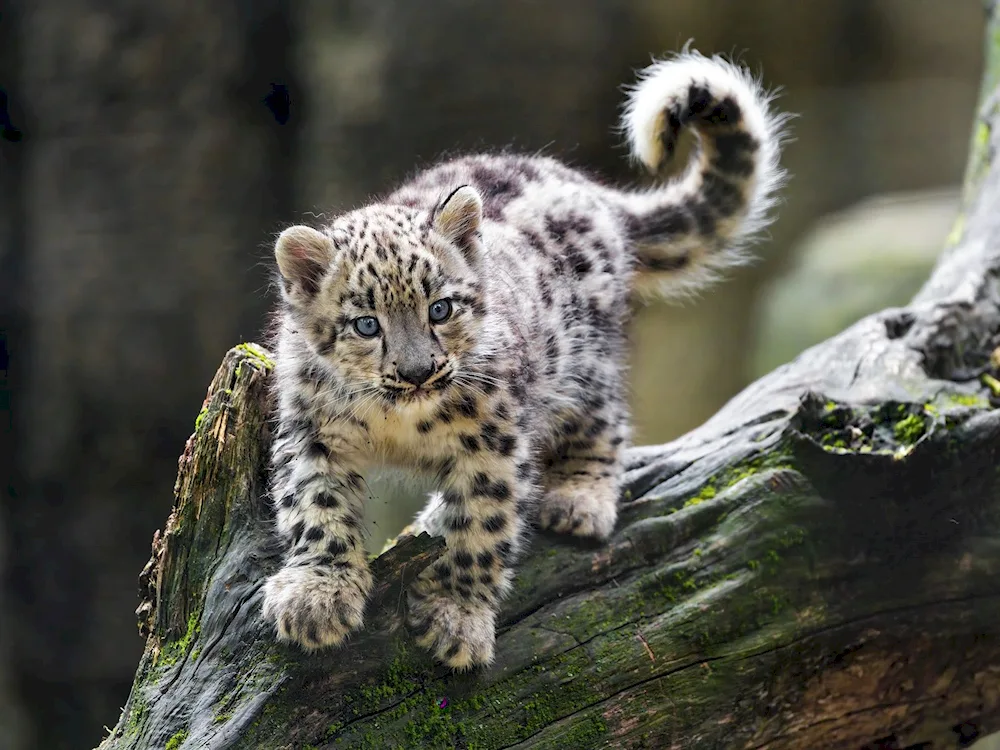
[0,1,988,748]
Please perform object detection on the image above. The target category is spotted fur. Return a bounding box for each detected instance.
[261,50,789,669]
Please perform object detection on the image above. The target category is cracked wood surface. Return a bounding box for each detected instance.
[98,9,1000,750]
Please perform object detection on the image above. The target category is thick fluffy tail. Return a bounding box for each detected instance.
[618,49,790,298]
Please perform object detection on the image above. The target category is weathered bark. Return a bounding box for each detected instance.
[99,13,1000,750]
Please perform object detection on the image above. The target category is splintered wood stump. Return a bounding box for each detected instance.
[99,15,1000,750]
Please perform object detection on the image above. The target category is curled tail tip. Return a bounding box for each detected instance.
[622,49,787,175]
[619,49,792,301]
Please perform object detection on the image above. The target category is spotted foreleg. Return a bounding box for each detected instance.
[406,438,535,669]
[261,420,372,650]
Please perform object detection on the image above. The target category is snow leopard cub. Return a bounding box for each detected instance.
[261,50,788,669]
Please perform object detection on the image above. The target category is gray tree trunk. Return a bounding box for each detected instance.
[98,9,1000,750]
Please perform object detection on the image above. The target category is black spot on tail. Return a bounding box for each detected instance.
[713,131,759,178]
[685,84,713,118]
[702,171,745,217]
[659,108,683,162]
[626,206,692,243]
[689,200,717,235]
[641,254,691,273]
[703,96,742,126]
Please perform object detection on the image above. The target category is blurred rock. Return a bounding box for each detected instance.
[751,188,959,377]
[975,731,1000,749]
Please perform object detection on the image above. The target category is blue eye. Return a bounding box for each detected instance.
[429,299,453,323]
[353,316,381,337]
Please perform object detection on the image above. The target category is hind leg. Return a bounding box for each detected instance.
[538,402,629,541]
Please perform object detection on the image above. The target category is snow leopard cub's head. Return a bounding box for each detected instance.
[275,186,490,409]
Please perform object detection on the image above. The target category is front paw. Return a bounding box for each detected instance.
[539,484,618,540]
[406,588,496,670]
[262,564,370,650]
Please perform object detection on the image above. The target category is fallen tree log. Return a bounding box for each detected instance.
[99,15,1000,750]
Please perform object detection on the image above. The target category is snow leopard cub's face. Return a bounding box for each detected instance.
[275,187,488,410]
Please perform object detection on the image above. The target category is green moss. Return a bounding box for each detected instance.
[320,644,432,744]
[165,729,189,750]
[684,483,716,507]
[236,342,275,368]
[558,716,608,746]
[981,373,1000,397]
[400,697,468,748]
[815,392,997,461]
[777,527,806,549]
[356,730,385,750]
[465,655,608,745]
[193,405,210,432]
[357,646,421,704]
[812,400,944,456]
[893,413,927,444]
[156,610,201,667]
[122,690,150,736]
[945,211,967,248]
[328,640,616,749]
[976,120,991,149]
[939,392,986,408]
[681,451,793,509]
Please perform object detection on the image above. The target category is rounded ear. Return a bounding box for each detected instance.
[275,225,334,298]
[433,185,483,260]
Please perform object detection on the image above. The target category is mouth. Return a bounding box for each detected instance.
[382,374,452,403]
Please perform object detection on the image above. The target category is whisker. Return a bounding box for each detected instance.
[461,372,503,386]
[452,377,491,402]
